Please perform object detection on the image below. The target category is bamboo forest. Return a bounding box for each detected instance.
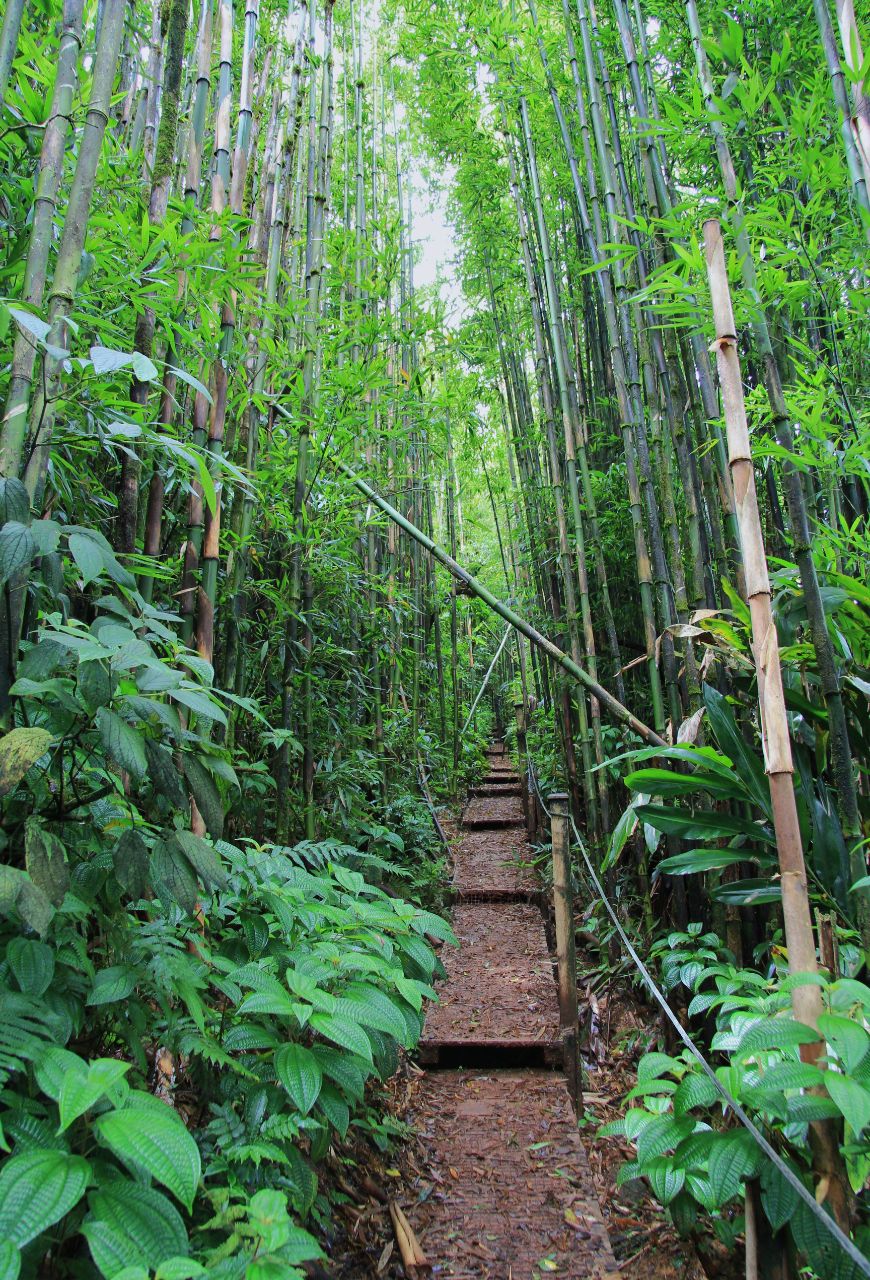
[2,0,870,1274]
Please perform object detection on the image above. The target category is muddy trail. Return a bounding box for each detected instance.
[406,744,618,1278]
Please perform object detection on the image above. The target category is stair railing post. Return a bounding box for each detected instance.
[514,698,535,841]
[549,792,581,1111]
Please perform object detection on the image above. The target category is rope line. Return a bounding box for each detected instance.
[524,757,870,1275]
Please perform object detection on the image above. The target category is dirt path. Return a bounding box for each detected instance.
[410,745,619,1278]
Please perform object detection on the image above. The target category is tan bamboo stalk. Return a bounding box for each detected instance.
[687,0,868,947]
[704,219,851,1233]
[0,0,84,480]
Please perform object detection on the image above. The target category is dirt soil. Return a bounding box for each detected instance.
[420,902,560,1047]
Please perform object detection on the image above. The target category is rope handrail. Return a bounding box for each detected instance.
[524,754,870,1276]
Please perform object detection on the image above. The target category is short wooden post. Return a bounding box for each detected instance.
[514,699,535,841]
[549,792,581,1111]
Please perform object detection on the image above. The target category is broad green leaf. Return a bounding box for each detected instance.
[68,532,105,585]
[24,818,69,907]
[411,909,456,944]
[95,1100,201,1210]
[658,848,775,875]
[87,965,137,1006]
[274,1043,323,1115]
[96,707,147,779]
[707,1133,760,1206]
[0,521,35,585]
[113,830,150,899]
[316,1084,350,1137]
[0,1241,20,1280]
[311,1044,368,1099]
[736,1018,819,1055]
[172,687,227,726]
[818,1013,870,1074]
[644,1156,685,1205]
[151,839,199,915]
[336,984,411,1045]
[131,351,158,382]
[58,1059,129,1131]
[673,1071,719,1115]
[82,1180,188,1278]
[6,937,54,996]
[0,727,52,796]
[0,1149,90,1245]
[760,1161,800,1232]
[310,1012,373,1063]
[709,878,782,906]
[602,799,639,872]
[181,756,224,837]
[702,685,771,814]
[90,346,133,376]
[173,830,227,889]
[633,805,774,843]
[10,307,51,343]
[825,1073,870,1135]
[78,660,113,712]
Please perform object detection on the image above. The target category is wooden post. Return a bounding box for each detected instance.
[514,698,535,841]
[550,792,581,1111]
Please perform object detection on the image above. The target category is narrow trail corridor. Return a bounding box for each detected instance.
[408,745,618,1278]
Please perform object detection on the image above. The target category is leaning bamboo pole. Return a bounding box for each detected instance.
[704,217,851,1235]
[308,437,666,748]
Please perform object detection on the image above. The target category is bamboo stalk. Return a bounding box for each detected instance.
[704,218,851,1234]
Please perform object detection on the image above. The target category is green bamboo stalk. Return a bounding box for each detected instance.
[22,0,128,507]
[0,0,84,480]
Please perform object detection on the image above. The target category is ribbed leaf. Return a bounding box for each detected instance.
[336,985,410,1045]
[96,708,146,779]
[144,742,187,807]
[87,966,137,1006]
[825,1072,870,1135]
[737,1018,819,1055]
[58,1059,129,1131]
[707,1133,760,1206]
[6,938,54,996]
[644,1156,685,1205]
[151,840,198,915]
[82,1180,188,1278]
[24,819,68,907]
[311,1045,368,1099]
[0,522,36,585]
[113,831,150,900]
[310,1013,372,1063]
[673,1071,719,1115]
[316,1084,350,1138]
[0,1242,20,1280]
[760,1162,800,1231]
[818,1013,870,1074]
[181,757,224,837]
[274,1043,322,1115]
[95,1100,201,1209]
[173,830,227,890]
[0,1149,90,1245]
[0,727,52,798]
